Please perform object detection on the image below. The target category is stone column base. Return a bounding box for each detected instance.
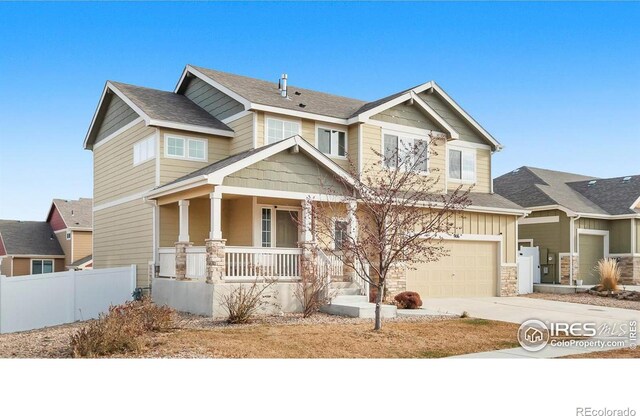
[385,264,407,301]
[175,241,192,280]
[617,256,640,285]
[500,265,518,296]
[559,255,579,285]
[205,239,226,283]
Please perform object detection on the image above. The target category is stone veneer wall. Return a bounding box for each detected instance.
[560,255,579,285]
[384,265,407,300]
[617,256,640,285]
[500,265,518,296]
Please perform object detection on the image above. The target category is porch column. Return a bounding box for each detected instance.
[175,199,192,280]
[299,200,317,281]
[178,200,190,242]
[205,190,225,283]
[301,200,313,243]
[344,200,358,283]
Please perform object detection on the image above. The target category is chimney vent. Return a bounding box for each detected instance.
[279,73,288,98]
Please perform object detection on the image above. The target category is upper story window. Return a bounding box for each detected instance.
[164,135,207,162]
[448,147,476,182]
[266,118,300,144]
[317,127,347,158]
[32,259,54,275]
[65,231,71,240]
[133,134,156,166]
[383,132,428,172]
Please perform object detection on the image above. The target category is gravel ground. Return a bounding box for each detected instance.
[524,293,640,311]
[0,312,455,359]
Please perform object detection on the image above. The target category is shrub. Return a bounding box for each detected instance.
[70,297,176,358]
[221,280,277,324]
[294,253,331,318]
[597,258,620,292]
[393,291,423,309]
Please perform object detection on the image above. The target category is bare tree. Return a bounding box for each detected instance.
[305,134,471,330]
[294,249,332,318]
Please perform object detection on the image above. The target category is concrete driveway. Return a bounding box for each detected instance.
[421,296,638,327]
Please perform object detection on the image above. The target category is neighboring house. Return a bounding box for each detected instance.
[83,64,527,310]
[494,167,640,285]
[46,198,93,270]
[0,220,65,276]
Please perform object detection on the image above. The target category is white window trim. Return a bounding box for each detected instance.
[380,127,430,175]
[254,204,302,248]
[30,259,55,275]
[264,117,301,145]
[65,231,71,240]
[163,134,208,162]
[133,133,157,166]
[447,145,476,184]
[315,123,348,159]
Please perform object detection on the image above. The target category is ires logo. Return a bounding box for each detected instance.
[548,322,597,337]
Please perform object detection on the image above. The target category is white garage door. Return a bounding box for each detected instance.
[406,240,499,298]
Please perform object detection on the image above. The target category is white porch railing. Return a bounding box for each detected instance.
[186,246,207,279]
[159,247,176,278]
[225,246,301,279]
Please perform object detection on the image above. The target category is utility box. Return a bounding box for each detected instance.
[539,248,549,265]
[547,253,556,265]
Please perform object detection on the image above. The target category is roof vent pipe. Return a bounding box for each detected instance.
[279,73,288,98]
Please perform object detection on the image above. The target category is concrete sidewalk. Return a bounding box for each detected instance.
[451,339,632,358]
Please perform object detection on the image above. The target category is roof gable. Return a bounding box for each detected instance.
[47,198,93,230]
[0,220,64,256]
[84,81,234,150]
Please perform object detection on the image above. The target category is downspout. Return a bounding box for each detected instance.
[569,214,581,285]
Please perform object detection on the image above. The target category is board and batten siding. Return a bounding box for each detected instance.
[183,76,244,121]
[228,113,254,155]
[95,95,139,143]
[451,211,518,264]
[608,219,631,254]
[72,231,93,263]
[93,121,156,206]
[93,199,152,287]
[158,128,230,186]
[223,151,346,195]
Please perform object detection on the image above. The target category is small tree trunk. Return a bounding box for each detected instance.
[374,281,384,331]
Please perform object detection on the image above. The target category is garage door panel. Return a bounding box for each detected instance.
[407,240,498,298]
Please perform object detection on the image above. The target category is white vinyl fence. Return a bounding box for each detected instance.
[0,265,136,334]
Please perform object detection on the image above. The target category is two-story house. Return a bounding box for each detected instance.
[46,198,93,270]
[83,65,526,314]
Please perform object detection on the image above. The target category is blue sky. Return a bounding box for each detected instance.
[0,2,638,220]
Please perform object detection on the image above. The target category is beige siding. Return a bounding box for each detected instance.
[223,151,347,195]
[72,231,93,262]
[361,123,382,169]
[13,258,30,276]
[636,219,640,254]
[159,203,179,247]
[94,121,156,205]
[452,211,518,264]
[55,230,72,266]
[225,197,253,246]
[447,147,491,193]
[371,103,441,131]
[228,113,254,155]
[95,95,139,143]
[188,197,210,246]
[93,199,153,287]
[418,92,486,145]
[348,124,359,172]
[159,128,230,185]
[1,257,12,276]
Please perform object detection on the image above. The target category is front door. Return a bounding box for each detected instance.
[260,207,299,248]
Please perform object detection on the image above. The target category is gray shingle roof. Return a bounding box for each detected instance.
[0,220,64,256]
[191,66,367,119]
[69,254,93,268]
[110,81,233,132]
[494,167,640,216]
[51,198,93,228]
[464,192,526,211]
[568,175,640,215]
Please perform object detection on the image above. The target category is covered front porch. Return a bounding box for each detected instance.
[154,186,356,285]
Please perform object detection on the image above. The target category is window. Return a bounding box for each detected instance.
[164,136,207,161]
[334,220,348,250]
[317,127,347,157]
[448,147,476,182]
[383,133,428,172]
[133,134,156,165]
[261,208,272,248]
[266,118,300,144]
[32,259,54,275]
[65,231,71,240]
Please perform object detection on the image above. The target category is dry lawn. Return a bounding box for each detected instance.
[125,317,520,358]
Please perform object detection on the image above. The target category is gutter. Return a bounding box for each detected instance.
[569,214,581,285]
